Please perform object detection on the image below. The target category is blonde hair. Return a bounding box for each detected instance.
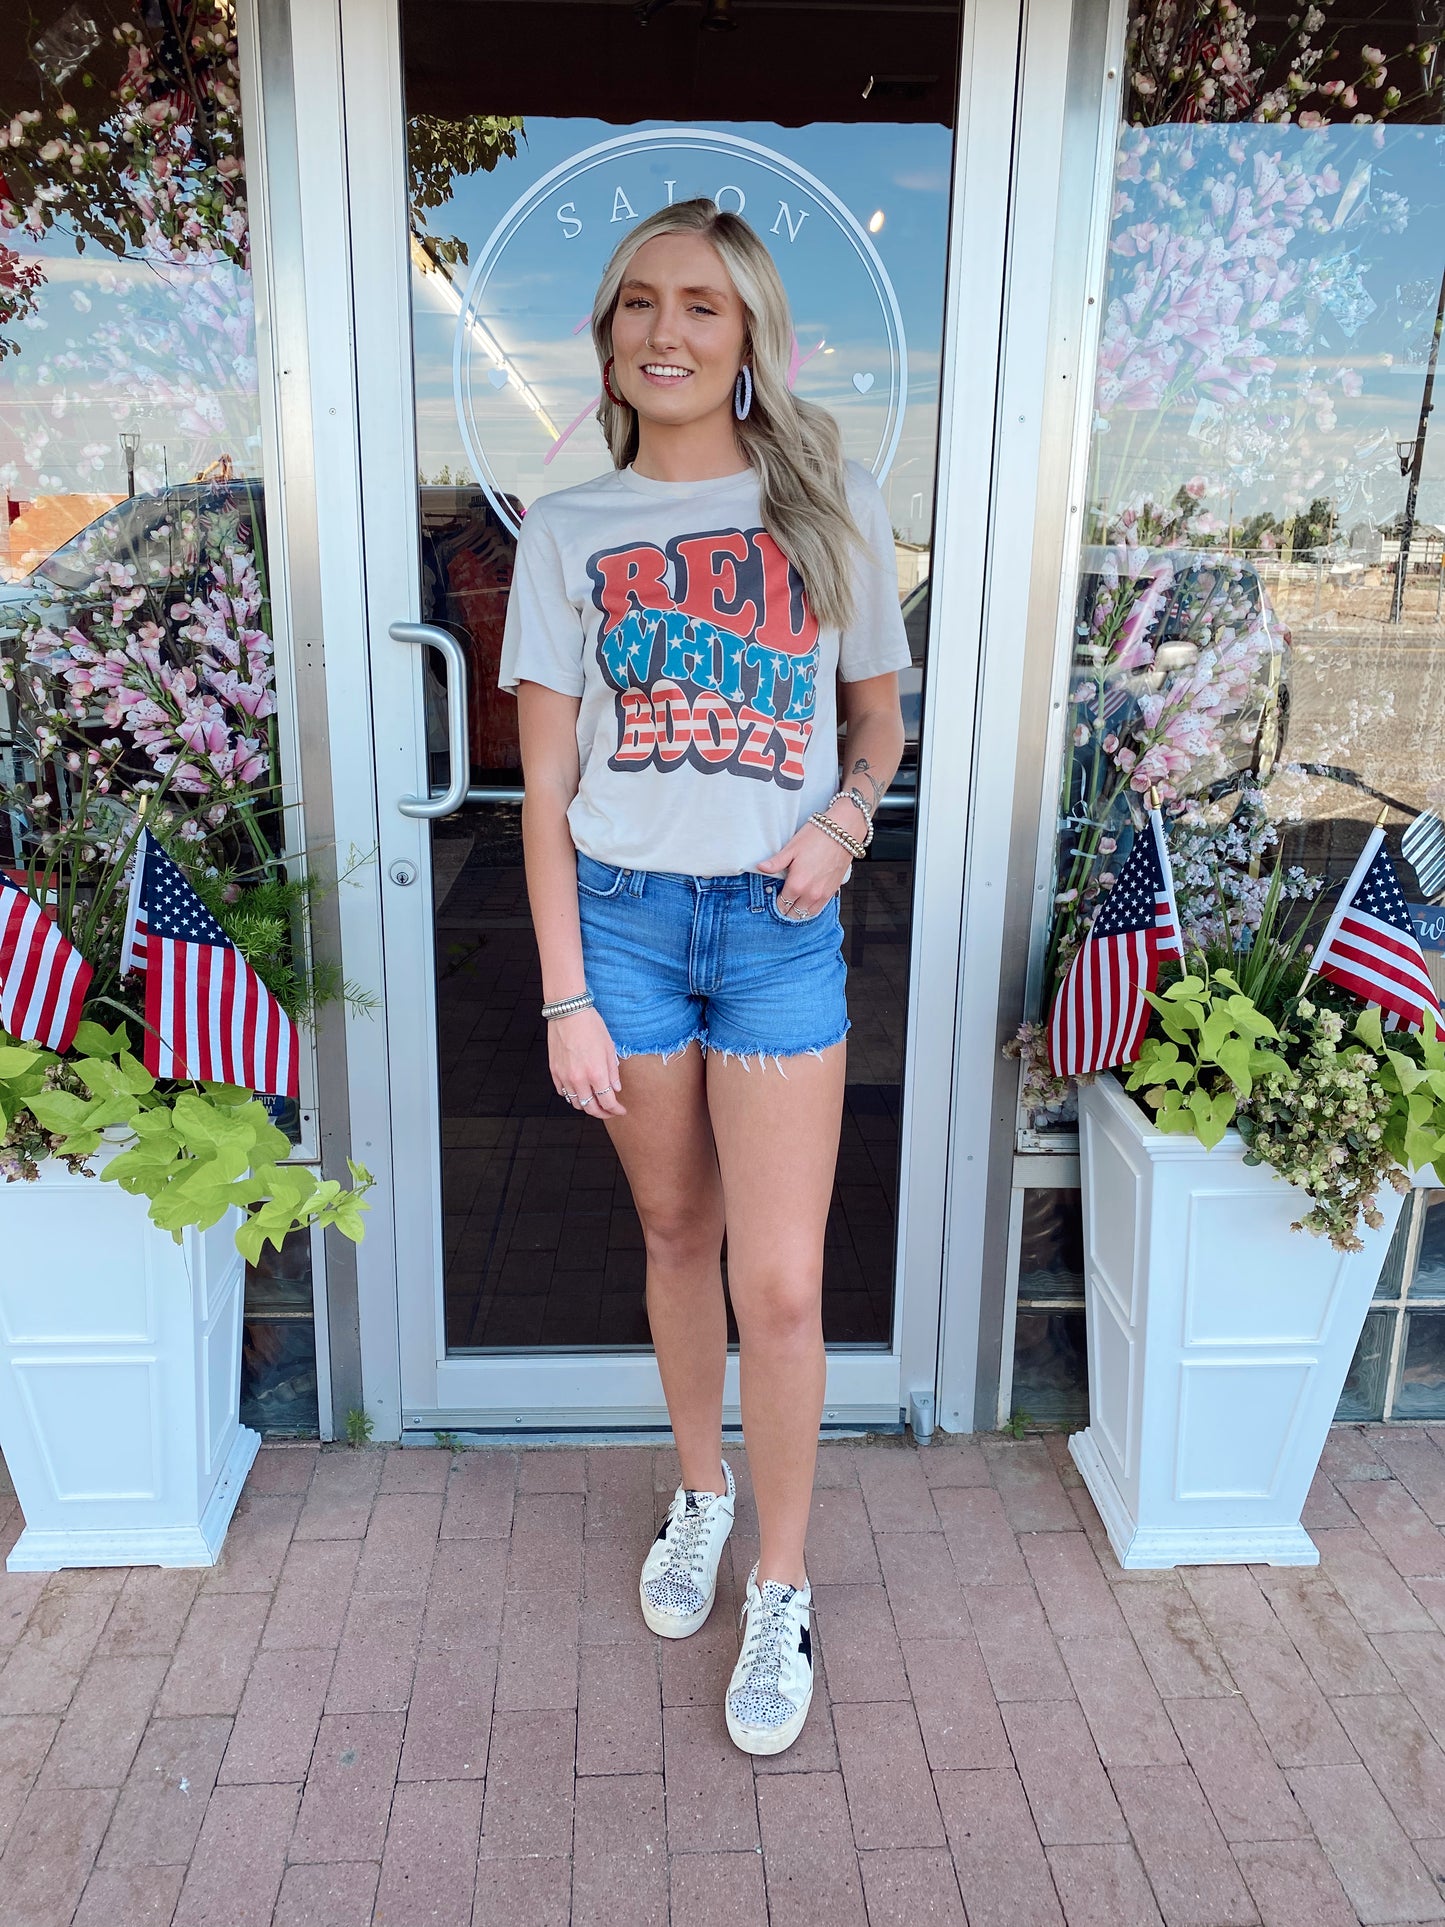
[590,198,861,630]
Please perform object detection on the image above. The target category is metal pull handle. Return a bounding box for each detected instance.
[391,620,470,819]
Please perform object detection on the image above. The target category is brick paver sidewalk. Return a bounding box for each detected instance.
[4,1428,1445,1924]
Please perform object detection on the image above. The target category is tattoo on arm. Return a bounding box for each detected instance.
[849,757,884,810]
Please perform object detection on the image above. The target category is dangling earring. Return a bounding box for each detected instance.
[602,356,624,406]
[734,364,753,422]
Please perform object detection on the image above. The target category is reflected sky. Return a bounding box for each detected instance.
[1092,122,1445,538]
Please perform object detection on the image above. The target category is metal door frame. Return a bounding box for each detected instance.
[248,0,1037,1434]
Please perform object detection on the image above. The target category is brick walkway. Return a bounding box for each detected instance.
[5,1430,1445,1925]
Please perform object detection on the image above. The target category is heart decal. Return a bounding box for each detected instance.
[852,371,875,394]
[487,366,509,390]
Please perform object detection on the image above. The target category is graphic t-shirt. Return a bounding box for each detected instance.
[498,459,912,877]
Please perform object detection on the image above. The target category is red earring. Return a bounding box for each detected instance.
[602,355,624,406]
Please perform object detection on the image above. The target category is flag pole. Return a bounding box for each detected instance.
[1146,788,1183,957]
[1299,807,1390,996]
[118,800,151,981]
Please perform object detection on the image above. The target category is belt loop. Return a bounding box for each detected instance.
[627,867,646,897]
[748,870,766,910]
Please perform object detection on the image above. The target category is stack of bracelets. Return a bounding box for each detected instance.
[809,784,876,862]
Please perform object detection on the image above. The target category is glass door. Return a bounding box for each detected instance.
[350,0,963,1428]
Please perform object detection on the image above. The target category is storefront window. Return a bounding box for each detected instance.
[0,2,316,1433]
[1013,0,1445,1423]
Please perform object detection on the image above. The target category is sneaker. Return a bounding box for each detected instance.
[725,1562,814,1756]
[639,1460,735,1639]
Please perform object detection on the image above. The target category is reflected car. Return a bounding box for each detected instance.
[0,480,265,639]
[1071,547,1291,797]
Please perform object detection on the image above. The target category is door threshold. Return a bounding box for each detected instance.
[401,1412,906,1442]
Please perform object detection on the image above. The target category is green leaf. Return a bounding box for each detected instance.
[1188,1087,1237,1150]
[1152,1090,1195,1133]
[116,1052,156,1096]
[70,1019,128,1057]
[1215,1035,1253,1093]
[1248,1048,1292,1084]
[1385,1048,1425,1094]
[1165,975,1207,1000]
[0,1043,45,1078]
[1356,1007,1386,1050]
[1222,995,1279,1040]
[1198,1009,1235,1061]
[1156,1001,1204,1046]
[26,1090,99,1131]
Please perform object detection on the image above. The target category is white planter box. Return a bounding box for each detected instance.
[1071,1072,1404,1570]
[0,1149,260,1570]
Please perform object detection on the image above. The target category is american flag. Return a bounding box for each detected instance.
[1047,808,1183,1078]
[127,830,299,1097]
[0,870,92,1051]
[1311,827,1443,1040]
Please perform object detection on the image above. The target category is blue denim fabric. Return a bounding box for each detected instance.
[575,851,850,1068]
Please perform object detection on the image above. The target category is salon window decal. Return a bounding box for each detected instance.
[439,128,907,536]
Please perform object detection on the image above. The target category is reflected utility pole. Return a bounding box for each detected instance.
[119,431,140,501]
[1391,259,1445,625]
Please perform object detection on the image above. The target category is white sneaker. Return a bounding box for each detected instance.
[639,1460,735,1639]
[725,1562,814,1756]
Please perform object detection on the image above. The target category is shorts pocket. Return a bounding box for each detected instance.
[576,854,629,899]
[764,881,830,926]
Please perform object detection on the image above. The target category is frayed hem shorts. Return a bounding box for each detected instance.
[575,852,850,1072]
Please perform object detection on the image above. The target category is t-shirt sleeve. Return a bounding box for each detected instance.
[837,465,913,682]
[497,506,585,697]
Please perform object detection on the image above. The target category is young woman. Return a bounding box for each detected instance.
[499,198,908,1756]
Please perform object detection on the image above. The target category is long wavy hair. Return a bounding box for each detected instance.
[590,198,862,630]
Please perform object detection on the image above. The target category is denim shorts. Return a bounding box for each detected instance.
[575,852,850,1069]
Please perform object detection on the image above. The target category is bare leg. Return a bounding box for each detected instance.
[604,1043,728,1495]
[705,1042,846,1588]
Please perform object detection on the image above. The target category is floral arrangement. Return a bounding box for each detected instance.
[1236,996,1403,1247]
[1,484,283,976]
[0,493,373,1248]
[1124,0,1437,128]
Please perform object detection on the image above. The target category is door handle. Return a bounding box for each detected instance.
[391,621,470,819]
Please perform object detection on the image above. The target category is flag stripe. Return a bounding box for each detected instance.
[1333,915,1440,999]
[1328,935,1438,1005]
[0,880,91,1051]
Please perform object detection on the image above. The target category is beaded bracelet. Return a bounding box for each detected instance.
[809,811,868,861]
[541,990,595,1021]
[827,788,875,848]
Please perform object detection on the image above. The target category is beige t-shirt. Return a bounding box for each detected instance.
[498,459,910,877]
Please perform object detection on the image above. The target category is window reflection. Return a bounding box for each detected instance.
[0,1,312,1430]
[1027,15,1445,1129]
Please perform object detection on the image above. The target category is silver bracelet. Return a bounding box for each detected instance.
[827,789,875,848]
[809,811,868,861]
[542,990,594,1021]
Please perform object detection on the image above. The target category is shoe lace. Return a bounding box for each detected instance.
[738,1584,792,1687]
[661,1493,712,1584]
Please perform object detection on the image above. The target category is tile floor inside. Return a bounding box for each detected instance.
[5,1428,1445,1925]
